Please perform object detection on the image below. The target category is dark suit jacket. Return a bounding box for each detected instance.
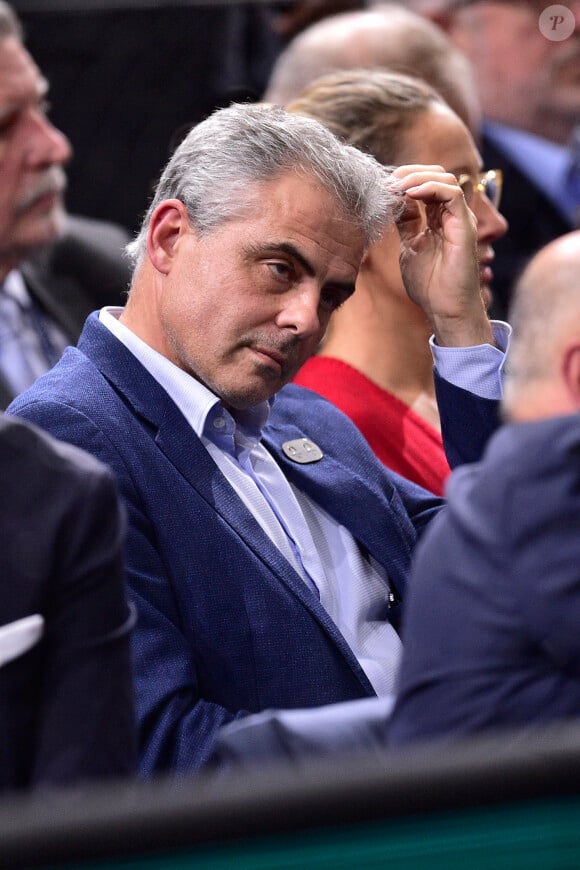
[482,131,573,320]
[0,214,131,410]
[8,314,494,774]
[389,414,580,747]
[0,413,136,792]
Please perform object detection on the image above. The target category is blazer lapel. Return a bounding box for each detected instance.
[263,386,419,602]
[78,316,373,690]
[153,404,373,686]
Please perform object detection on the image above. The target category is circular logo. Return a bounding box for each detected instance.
[539,5,576,41]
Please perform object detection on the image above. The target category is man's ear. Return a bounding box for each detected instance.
[146,199,191,274]
[562,341,580,408]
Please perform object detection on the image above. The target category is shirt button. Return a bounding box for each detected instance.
[213,417,226,429]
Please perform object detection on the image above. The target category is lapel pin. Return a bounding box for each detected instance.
[282,438,324,464]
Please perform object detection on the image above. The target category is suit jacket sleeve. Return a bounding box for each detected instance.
[434,371,501,468]
[32,452,137,788]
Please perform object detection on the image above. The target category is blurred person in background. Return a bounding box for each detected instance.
[407,0,580,318]
[0,1,130,408]
[289,69,507,495]
[264,2,481,135]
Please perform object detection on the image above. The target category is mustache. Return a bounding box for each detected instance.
[247,333,305,372]
[16,167,67,213]
[248,334,301,355]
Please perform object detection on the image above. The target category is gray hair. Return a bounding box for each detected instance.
[125,101,401,269]
[0,1,22,40]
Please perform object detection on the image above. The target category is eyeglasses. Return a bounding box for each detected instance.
[457,168,503,209]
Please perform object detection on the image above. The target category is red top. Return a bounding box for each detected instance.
[293,356,450,496]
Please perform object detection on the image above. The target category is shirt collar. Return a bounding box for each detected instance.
[99,306,271,449]
[3,270,32,308]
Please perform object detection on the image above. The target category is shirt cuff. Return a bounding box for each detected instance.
[430,321,511,400]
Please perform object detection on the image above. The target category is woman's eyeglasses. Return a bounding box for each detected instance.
[457,168,503,209]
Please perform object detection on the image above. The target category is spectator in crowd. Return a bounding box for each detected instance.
[0,413,136,792]
[407,0,580,318]
[289,69,507,494]
[0,1,130,409]
[9,101,503,774]
[389,229,580,746]
[264,3,481,135]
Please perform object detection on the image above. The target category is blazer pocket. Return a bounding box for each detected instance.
[0,615,44,668]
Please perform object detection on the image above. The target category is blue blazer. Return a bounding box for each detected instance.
[8,314,492,774]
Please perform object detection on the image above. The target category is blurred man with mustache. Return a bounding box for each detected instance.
[408,0,580,318]
[0,2,130,408]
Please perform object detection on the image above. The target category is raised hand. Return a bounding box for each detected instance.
[392,165,494,348]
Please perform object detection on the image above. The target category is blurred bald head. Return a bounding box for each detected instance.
[503,232,580,420]
[264,2,481,134]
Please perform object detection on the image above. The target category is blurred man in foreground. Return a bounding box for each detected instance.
[390,230,580,745]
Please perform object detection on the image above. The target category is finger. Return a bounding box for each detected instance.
[404,181,468,222]
[402,176,462,198]
[391,165,457,191]
[391,164,447,180]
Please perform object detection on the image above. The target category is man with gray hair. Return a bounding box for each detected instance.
[9,100,504,774]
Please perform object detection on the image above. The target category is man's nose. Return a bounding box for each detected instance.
[24,110,72,168]
[277,286,323,338]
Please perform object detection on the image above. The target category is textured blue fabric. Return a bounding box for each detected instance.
[390,414,580,746]
[7,313,494,774]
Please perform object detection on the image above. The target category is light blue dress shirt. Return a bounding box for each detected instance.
[100,307,509,702]
[0,270,68,395]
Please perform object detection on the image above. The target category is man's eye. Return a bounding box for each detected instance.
[268,261,293,280]
[320,290,345,311]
